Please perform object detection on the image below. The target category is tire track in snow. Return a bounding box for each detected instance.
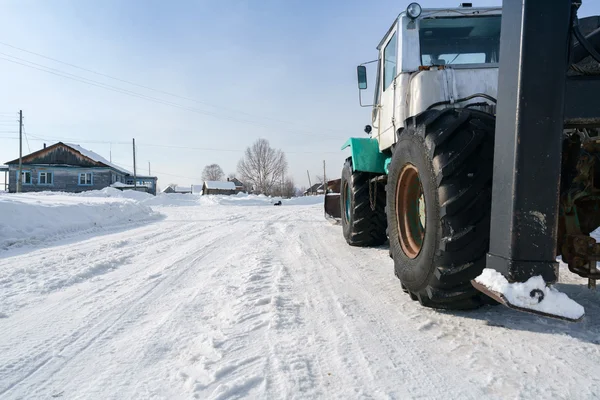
[0,213,247,398]
[0,212,238,317]
[176,213,292,399]
[276,208,483,399]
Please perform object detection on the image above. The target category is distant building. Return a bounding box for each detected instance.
[162,185,192,194]
[202,181,236,195]
[227,177,245,193]
[4,142,158,195]
[303,182,323,196]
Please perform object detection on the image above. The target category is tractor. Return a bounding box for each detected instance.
[325,1,600,321]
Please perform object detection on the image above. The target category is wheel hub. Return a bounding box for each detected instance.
[396,164,426,259]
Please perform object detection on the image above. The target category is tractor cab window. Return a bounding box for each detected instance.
[383,32,397,91]
[419,16,501,66]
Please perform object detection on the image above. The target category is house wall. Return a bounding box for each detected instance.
[7,165,119,193]
[203,188,236,196]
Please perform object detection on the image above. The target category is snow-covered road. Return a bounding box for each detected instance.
[1,197,600,399]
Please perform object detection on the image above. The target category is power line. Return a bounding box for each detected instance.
[22,124,31,153]
[21,132,341,155]
[111,161,201,181]
[0,41,347,136]
[0,53,346,140]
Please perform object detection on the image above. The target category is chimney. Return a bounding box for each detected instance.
[43,143,46,149]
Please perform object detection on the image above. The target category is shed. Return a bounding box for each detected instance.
[202,181,236,195]
[162,185,192,194]
[303,183,323,196]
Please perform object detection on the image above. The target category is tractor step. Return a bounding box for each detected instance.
[471,269,585,322]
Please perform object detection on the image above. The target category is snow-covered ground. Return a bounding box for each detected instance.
[1,191,600,399]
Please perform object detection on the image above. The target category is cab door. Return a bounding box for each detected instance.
[377,28,398,142]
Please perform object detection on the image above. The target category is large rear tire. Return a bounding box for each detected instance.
[387,108,495,309]
[340,158,387,247]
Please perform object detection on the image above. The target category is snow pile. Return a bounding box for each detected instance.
[80,187,154,202]
[143,193,203,207]
[474,268,585,320]
[0,192,160,250]
[110,181,129,188]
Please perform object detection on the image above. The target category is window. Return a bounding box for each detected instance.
[17,171,31,184]
[111,173,116,184]
[383,32,397,91]
[39,171,53,185]
[419,16,501,66]
[79,172,93,185]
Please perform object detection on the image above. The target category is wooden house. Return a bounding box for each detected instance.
[4,142,157,195]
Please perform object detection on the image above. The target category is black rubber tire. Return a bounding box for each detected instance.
[386,108,495,310]
[340,158,387,247]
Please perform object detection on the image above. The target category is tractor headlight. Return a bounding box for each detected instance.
[406,2,422,19]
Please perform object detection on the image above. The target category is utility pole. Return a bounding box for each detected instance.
[17,110,22,193]
[110,142,112,163]
[323,160,327,194]
[148,161,151,175]
[307,170,312,194]
[132,138,137,189]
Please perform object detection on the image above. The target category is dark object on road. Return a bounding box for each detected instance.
[274,201,282,206]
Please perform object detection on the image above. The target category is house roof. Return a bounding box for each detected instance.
[65,143,132,175]
[162,185,192,193]
[228,177,244,187]
[306,183,323,192]
[5,142,132,175]
[203,181,236,190]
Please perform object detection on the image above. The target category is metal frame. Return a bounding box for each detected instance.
[487,0,573,283]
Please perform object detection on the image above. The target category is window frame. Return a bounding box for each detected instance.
[78,172,93,186]
[38,171,53,185]
[418,15,501,67]
[17,170,32,185]
[382,31,398,92]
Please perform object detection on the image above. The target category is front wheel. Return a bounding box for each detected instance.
[387,108,496,309]
[340,158,387,247]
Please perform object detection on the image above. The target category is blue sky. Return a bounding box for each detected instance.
[0,0,599,189]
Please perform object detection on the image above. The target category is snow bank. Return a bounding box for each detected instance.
[474,268,585,320]
[0,192,160,250]
[143,193,203,207]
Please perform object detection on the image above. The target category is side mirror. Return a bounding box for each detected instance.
[357,65,367,90]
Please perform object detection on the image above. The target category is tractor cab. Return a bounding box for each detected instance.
[358,3,502,151]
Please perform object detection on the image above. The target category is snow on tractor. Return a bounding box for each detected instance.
[325,1,600,321]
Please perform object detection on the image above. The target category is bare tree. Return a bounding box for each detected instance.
[297,186,307,197]
[281,177,296,198]
[315,174,325,184]
[227,173,236,180]
[237,139,288,195]
[202,164,225,181]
